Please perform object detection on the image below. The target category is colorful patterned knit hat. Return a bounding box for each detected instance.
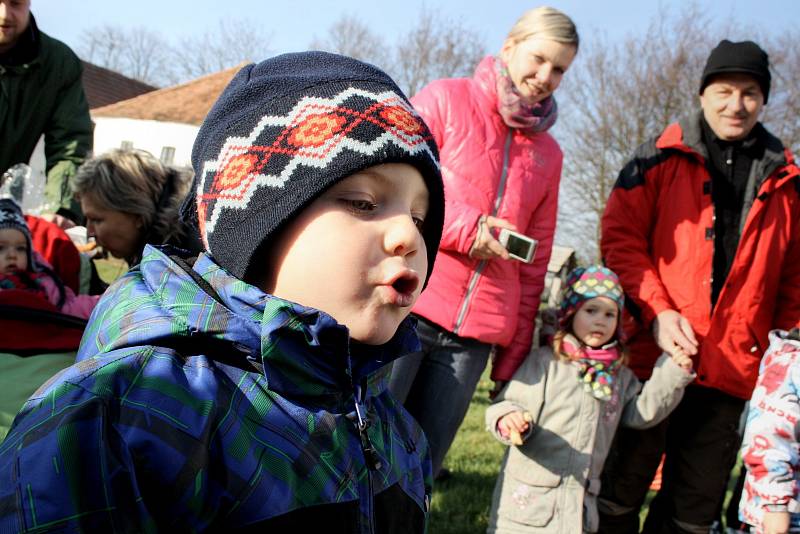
[559,265,625,328]
[0,198,35,272]
[183,51,444,283]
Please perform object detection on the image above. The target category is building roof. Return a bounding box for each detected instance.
[91,64,246,126]
[81,61,157,110]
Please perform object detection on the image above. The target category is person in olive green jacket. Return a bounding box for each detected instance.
[1,0,93,224]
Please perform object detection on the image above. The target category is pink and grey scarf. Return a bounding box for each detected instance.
[562,335,622,402]
[493,56,558,135]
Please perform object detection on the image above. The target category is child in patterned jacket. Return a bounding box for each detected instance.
[485,265,695,533]
[739,329,800,534]
[0,52,445,533]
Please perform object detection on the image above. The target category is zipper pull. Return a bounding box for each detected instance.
[353,383,382,471]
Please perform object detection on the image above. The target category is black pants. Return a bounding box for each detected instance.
[597,386,746,534]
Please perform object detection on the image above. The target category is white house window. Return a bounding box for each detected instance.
[160,146,176,165]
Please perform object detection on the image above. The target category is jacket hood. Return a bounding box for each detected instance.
[78,245,420,403]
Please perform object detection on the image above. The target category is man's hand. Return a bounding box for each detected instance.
[762,510,790,534]
[39,213,76,230]
[497,411,533,445]
[469,216,518,260]
[653,309,699,356]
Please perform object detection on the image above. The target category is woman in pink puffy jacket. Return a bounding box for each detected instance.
[389,6,579,477]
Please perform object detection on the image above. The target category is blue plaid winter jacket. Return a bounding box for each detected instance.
[0,246,432,533]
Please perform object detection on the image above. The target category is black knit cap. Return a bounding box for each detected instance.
[183,51,444,284]
[699,40,771,104]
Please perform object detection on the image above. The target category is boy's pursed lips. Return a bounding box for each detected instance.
[377,268,421,308]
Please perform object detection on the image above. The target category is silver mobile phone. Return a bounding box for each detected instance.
[498,228,537,263]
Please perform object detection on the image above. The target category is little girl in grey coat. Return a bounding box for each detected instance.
[486,266,695,533]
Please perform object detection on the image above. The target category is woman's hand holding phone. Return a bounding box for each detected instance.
[469,215,517,260]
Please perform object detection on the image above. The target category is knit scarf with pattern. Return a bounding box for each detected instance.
[562,334,622,402]
[493,56,558,135]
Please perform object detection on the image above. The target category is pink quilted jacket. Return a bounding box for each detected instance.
[411,55,563,382]
[34,252,100,320]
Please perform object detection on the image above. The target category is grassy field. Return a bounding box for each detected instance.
[430,367,742,534]
[428,372,505,534]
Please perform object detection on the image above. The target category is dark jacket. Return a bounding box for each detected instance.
[0,246,432,532]
[0,16,93,220]
[601,112,800,399]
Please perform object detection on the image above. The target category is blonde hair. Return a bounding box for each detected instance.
[506,6,579,50]
[73,149,192,257]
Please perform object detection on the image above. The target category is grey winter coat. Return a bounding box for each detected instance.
[485,347,694,533]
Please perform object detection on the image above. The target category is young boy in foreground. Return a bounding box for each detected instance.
[0,52,445,533]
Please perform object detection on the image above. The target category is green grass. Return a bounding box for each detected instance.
[431,366,741,533]
[428,371,504,534]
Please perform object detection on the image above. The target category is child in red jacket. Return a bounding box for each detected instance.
[0,198,98,320]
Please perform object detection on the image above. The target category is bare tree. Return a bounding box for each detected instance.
[123,27,172,86]
[309,15,390,70]
[169,19,273,85]
[760,33,800,156]
[80,24,128,73]
[554,7,800,262]
[80,25,171,86]
[79,20,272,87]
[392,8,486,96]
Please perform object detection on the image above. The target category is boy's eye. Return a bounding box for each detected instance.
[412,217,425,232]
[342,199,377,213]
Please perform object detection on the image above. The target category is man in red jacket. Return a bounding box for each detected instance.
[597,40,800,534]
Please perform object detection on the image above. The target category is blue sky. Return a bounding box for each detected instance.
[34,0,798,58]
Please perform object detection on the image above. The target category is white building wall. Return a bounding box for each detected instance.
[91,117,200,168]
[24,117,199,211]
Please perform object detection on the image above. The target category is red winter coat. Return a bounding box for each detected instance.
[410,56,563,382]
[601,114,800,399]
[25,214,81,292]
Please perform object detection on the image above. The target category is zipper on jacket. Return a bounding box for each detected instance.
[453,130,513,334]
[353,380,379,534]
[709,207,716,316]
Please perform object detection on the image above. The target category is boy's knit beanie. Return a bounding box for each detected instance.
[559,265,625,328]
[182,51,444,284]
[700,40,771,104]
[0,198,35,272]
